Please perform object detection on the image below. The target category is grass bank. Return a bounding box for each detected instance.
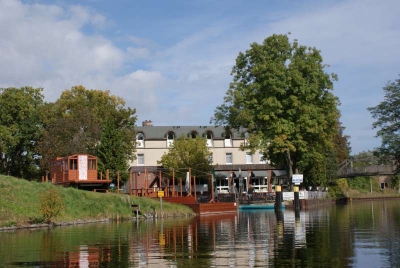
[0,175,194,228]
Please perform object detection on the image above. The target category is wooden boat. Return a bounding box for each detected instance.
[162,196,238,215]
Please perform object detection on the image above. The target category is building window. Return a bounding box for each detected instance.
[206,131,213,147]
[259,154,266,164]
[208,153,213,164]
[167,131,175,147]
[137,154,144,165]
[246,152,253,164]
[136,132,144,148]
[190,131,198,139]
[224,132,232,147]
[226,153,232,164]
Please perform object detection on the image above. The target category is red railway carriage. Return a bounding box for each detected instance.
[50,154,111,191]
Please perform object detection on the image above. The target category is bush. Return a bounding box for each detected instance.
[347,176,381,192]
[40,188,64,224]
[390,175,400,190]
[327,185,343,198]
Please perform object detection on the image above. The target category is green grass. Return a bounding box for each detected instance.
[0,175,194,228]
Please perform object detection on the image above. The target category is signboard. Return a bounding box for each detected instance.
[157,191,164,198]
[292,174,303,185]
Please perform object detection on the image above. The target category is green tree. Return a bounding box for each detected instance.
[0,87,44,179]
[368,76,400,166]
[157,135,213,180]
[37,85,137,180]
[212,34,342,186]
[96,117,132,182]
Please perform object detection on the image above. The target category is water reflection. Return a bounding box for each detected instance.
[1,200,399,267]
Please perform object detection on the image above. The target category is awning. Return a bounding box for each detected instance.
[214,171,231,179]
[252,170,268,178]
[272,170,286,177]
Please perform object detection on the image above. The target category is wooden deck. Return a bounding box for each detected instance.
[162,197,238,215]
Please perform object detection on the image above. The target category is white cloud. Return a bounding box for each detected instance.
[1,0,398,154]
[0,0,124,100]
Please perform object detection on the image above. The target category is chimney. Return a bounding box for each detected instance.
[142,120,153,126]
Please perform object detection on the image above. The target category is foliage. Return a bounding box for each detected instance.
[0,87,44,179]
[212,33,344,186]
[37,86,137,178]
[390,175,400,190]
[347,176,379,193]
[368,76,400,167]
[327,185,344,199]
[350,150,392,167]
[336,178,349,193]
[157,135,213,180]
[96,117,131,182]
[40,187,64,223]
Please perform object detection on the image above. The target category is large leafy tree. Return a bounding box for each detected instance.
[368,76,400,166]
[0,87,44,179]
[157,135,213,181]
[38,86,137,181]
[212,34,342,186]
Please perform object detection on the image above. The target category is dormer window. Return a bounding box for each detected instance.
[224,132,232,147]
[167,131,175,147]
[206,131,213,147]
[136,132,144,148]
[189,131,198,139]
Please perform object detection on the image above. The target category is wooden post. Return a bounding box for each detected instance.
[172,169,175,197]
[41,176,44,183]
[129,169,133,196]
[193,176,196,199]
[106,169,109,180]
[187,168,192,197]
[267,170,273,192]
[159,170,162,192]
[145,168,148,197]
[209,173,214,203]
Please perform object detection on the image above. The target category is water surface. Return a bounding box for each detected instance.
[1,200,399,267]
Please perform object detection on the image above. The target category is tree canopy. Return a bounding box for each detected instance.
[37,86,137,181]
[212,34,346,186]
[157,135,213,181]
[368,76,400,166]
[0,87,44,179]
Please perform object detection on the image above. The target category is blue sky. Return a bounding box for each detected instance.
[1,0,399,154]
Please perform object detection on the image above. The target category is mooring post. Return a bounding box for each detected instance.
[294,186,300,218]
[275,185,282,211]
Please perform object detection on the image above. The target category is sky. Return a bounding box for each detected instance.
[1,0,399,155]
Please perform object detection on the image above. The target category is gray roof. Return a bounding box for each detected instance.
[136,125,245,140]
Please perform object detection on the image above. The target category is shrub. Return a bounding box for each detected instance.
[336,178,349,192]
[40,188,64,224]
[390,175,400,189]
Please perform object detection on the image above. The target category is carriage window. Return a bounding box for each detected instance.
[70,159,77,170]
[88,159,96,170]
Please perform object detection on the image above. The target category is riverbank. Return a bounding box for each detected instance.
[0,175,195,230]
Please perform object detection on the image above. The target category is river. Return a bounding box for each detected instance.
[0,200,399,267]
